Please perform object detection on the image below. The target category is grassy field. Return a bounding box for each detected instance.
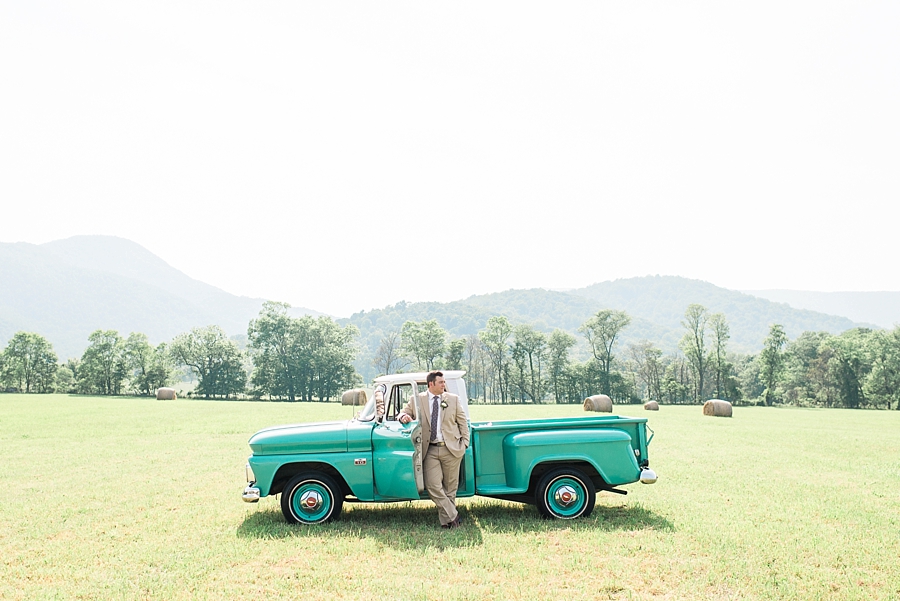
[1,395,898,600]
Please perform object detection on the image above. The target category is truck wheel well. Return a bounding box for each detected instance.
[271,462,351,498]
[528,461,606,497]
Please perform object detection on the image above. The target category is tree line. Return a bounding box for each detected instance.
[0,302,359,401]
[375,305,900,410]
[4,300,899,410]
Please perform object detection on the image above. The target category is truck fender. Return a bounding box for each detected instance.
[266,460,352,498]
[502,429,640,490]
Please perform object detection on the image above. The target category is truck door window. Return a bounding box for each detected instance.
[388,383,414,421]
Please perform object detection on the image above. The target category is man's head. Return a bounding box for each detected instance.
[426,371,446,395]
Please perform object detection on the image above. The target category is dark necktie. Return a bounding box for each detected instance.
[430,395,440,442]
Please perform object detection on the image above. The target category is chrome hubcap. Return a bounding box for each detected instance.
[555,485,578,507]
[300,490,323,512]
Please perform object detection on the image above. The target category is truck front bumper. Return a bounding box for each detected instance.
[242,485,261,503]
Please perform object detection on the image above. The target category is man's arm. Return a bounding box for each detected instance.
[398,395,417,424]
[455,397,469,447]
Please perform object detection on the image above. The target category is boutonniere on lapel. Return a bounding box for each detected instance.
[440,401,448,409]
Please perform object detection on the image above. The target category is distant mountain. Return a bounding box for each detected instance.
[344,277,869,381]
[743,289,900,329]
[570,276,867,351]
[0,236,322,359]
[1,236,876,378]
[459,288,678,350]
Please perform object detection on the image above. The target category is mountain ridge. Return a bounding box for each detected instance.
[343,279,872,380]
[0,236,322,359]
[743,289,900,329]
[0,235,886,367]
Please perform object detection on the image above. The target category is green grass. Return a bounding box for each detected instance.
[1,395,898,600]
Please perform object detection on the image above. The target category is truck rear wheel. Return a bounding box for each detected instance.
[535,468,595,520]
[281,472,343,525]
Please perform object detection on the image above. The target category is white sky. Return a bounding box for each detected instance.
[2,1,898,317]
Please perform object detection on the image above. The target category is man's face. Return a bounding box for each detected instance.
[428,376,446,395]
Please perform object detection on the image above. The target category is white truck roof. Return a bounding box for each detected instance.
[373,371,469,418]
[373,370,467,385]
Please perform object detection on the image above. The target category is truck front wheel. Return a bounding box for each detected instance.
[535,468,596,520]
[281,472,344,525]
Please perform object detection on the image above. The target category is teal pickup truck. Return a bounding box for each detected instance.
[242,371,657,524]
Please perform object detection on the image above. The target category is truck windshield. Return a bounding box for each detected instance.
[355,396,377,422]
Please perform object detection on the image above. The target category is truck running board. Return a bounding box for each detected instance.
[600,487,628,496]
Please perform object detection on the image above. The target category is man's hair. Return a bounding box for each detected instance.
[426,371,444,385]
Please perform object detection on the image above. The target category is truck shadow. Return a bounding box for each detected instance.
[466,499,674,536]
[237,499,672,550]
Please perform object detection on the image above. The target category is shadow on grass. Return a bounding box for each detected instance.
[237,503,484,550]
[236,497,672,549]
[469,498,674,535]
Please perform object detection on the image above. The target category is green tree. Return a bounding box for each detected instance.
[578,309,631,394]
[308,317,361,402]
[170,326,247,399]
[547,329,576,403]
[372,330,409,376]
[864,327,900,410]
[780,331,831,406]
[444,338,466,371]
[0,332,58,393]
[56,358,78,394]
[662,356,693,404]
[679,304,709,402]
[759,324,788,406]
[401,320,447,370]
[559,359,606,403]
[824,328,872,409]
[557,361,587,404]
[607,369,639,404]
[628,340,665,402]
[124,333,175,396]
[247,302,303,401]
[510,325,547,403]
[248,303,360,401]
[463,335,487,401]
[479,316,513,403]
[708,313,731,400]
[78,330,127,395]
[802,341,843,407]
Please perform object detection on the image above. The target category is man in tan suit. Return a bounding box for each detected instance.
[399,371,469,528]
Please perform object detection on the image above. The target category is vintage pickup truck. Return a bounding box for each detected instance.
[242,371,657,524]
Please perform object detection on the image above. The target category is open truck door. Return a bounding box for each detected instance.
[371,379,425,499]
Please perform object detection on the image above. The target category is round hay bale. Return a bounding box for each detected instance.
[703,399,732,417]
[341,388,368,406]
[644,400,659,411]
[583,394,612,412]
[156,387,177,400]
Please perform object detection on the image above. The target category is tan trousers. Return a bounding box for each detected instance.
[423,444,462,526]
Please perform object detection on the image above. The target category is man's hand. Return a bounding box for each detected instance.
[398,413,411,424]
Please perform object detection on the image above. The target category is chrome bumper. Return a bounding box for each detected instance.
[242,485,261,503]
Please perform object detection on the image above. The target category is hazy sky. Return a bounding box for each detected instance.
[2,1,898,317]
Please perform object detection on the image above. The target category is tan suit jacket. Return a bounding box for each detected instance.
[400,391,469,459]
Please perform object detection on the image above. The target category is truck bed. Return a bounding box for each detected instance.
[470,414,650,495]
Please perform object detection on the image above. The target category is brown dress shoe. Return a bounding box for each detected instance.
[441,515,463,529]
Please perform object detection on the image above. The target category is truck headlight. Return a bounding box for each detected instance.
[245,462,255,483]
